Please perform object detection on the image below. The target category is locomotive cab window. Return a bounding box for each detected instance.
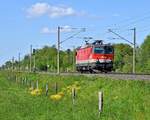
[94,46,113,54]
[94,47,104,54]
[105,46,114,54]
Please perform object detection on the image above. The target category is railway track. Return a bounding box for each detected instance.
[35,71,150,81]
[82,73,150,81]
[4,70,150,81]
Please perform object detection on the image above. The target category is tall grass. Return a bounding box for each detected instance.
[0,71,149,120]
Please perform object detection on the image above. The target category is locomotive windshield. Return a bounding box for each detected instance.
[94,47,104,54]
[94,46,113,54]
[105,46,114,54]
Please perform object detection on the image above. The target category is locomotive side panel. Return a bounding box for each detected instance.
[76,46,93,65]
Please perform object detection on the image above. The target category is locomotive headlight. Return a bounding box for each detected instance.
[89,55,92,59]
[101,56,104,59]
[101,56,107,59]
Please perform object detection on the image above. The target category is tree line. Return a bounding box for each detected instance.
[2,35,150,73]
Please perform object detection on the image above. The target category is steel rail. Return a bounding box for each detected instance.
[3,70,150,81]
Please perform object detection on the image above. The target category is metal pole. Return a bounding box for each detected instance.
[57,26,60,74]
[56,27,85,74]
[33,48,36,72]
[133,28,136,74]
[12,56,14,71]
[30,45,32,72]
[18,53,20,71]
[33,55,35,72]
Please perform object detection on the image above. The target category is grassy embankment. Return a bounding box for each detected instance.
[0,71,149,120]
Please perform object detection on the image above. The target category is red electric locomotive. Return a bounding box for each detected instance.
[76,40,114,73]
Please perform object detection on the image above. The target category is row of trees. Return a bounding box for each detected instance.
[2,35,150,73]
[114,35,150,73]
[3,45,75,72]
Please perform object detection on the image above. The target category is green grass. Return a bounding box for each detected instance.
[0,71,150,120]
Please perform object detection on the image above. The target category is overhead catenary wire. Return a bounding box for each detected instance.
[108,29,134,45]
[103,10,150,38]
[113,10,150,26]
[107,10,150,29]
[116,15,150,29]
[60,28,86,44]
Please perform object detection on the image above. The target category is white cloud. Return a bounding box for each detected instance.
[41,27,53,34]
[48,6,76,18]
[27,3,50,17]
[26,2,79,18]
[41,26,74,34]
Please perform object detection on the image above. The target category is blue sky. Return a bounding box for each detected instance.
[1,0,150,65]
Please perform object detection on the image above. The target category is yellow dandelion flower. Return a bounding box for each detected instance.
[30,90,36,96]
[30,89,42,96]
[34,89,42,93]
[50,94,62,101]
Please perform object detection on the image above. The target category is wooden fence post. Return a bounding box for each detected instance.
[55,82,58,94]
[46,83,49,96]
[98,91,103,113]
[72,88,76,105]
